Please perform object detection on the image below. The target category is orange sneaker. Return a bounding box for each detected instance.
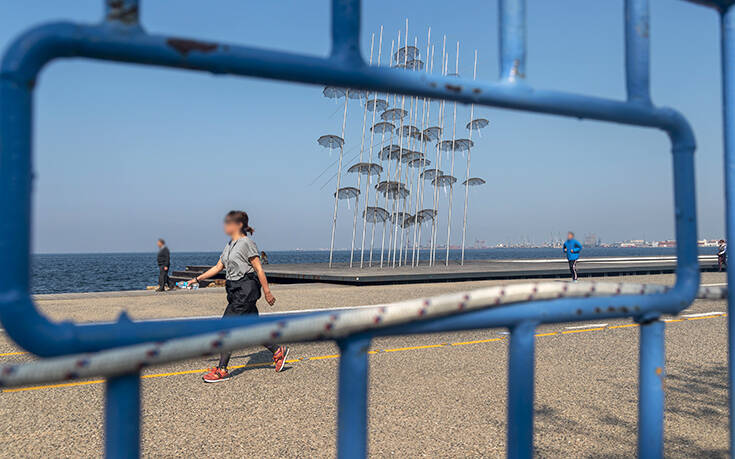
[202,367,231,383]
[273,346,289,372]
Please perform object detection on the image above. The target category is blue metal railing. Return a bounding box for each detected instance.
[0,0,728,457]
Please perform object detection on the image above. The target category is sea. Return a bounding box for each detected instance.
[31,247,718,295]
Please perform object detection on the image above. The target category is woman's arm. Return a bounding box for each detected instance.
[250,256,276,306]
[189,261,224,284]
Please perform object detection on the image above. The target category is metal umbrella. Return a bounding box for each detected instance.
[420,168,443,181]
[323,86,346,99]
[405,59,425,71]
[366,98,389,113]
[363,206,390,223]
[381,108,408,121]
[371,121,395,135]
[463,177,486,186]
[432,174,457,187]
[423,126,442,142]
[394,45,421,63]
[348,162,383,176]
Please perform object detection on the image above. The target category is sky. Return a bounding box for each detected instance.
[0,1,728,253]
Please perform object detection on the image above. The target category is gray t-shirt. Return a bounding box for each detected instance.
[219,237,259,280]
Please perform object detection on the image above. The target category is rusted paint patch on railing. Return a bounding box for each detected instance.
[166,38,219,56]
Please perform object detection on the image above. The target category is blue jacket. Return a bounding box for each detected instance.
[563,239,582,261]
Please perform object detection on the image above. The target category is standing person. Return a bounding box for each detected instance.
[189,210,289,382]
[156,238,174,292]
[260,251,269,265]
[562,231,582,281]
[718,239,728,272]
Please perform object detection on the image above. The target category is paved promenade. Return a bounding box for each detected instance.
[0,273,729,457]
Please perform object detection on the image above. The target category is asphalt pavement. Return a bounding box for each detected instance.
[0,273,729,457]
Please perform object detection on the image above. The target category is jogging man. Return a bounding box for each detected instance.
[562,232,582,281]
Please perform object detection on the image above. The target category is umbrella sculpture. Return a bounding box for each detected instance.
[316,27,490,272]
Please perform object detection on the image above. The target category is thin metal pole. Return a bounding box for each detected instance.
[384,37,397,268]
[373,111,388,268]
[361,27,384,269]
[350,34,375,268]
[430,38,447,266]
[507,321,536,459]
[329,89,350,268]
[391,22,410,268]
[460,50,478,266]
[399,49,417,267]
[414,41,433,267]
[336,335,371,458]
[445,41,460,266]
[638,319,665,459]
[718,5,735,454]
[105,372,141,459]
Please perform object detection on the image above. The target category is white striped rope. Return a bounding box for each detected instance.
[0,281,726,388]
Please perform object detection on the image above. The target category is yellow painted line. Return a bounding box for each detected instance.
[561,327,605,334]
[0,351,26,357]
[384,343,446,353]
[309,354,340,361]
[664,319,684,323]
[534,332,558,337]
[451,338,504,346]
[608,324,639,329]
[3,379,105,393]
[687,315,722,321]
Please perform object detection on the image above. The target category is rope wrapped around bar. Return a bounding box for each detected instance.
[0,281,726,388]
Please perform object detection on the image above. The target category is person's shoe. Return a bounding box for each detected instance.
[273,346,289,373]
[155,288,165,292]
[202,367,231,383]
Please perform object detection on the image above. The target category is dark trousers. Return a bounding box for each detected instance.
[218,275,279,369]
[719,254,727,272]
[568,259,578,281]
[158,267,173,290]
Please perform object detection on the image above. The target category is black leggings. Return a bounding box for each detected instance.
[568,259,578,281]
[218,276,279,369]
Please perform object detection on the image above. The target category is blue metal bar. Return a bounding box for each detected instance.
[637,319,665,459]
[336,335,370,458]
[0,21,700,357]
[719,4,735,454]
[625,0,651,104]
[498,0,526,82]
[507,321,536,459]
[105,372,141,459]
[331,0,362,65]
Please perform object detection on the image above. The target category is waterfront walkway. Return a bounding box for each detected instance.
[0,272,728,457]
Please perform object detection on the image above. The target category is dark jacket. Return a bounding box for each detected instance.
[157,246,170,268]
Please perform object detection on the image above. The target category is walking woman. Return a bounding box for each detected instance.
[189,210,289,382]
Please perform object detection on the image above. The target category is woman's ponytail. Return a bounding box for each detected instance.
[226,210,254,235]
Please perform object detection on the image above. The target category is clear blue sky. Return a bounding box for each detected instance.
[0,1,727,253]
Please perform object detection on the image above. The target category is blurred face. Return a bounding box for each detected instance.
[567,232,574,240]
[156,240,163,248]
[223,218,242,237]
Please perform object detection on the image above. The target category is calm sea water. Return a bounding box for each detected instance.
[31,247,716,295]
